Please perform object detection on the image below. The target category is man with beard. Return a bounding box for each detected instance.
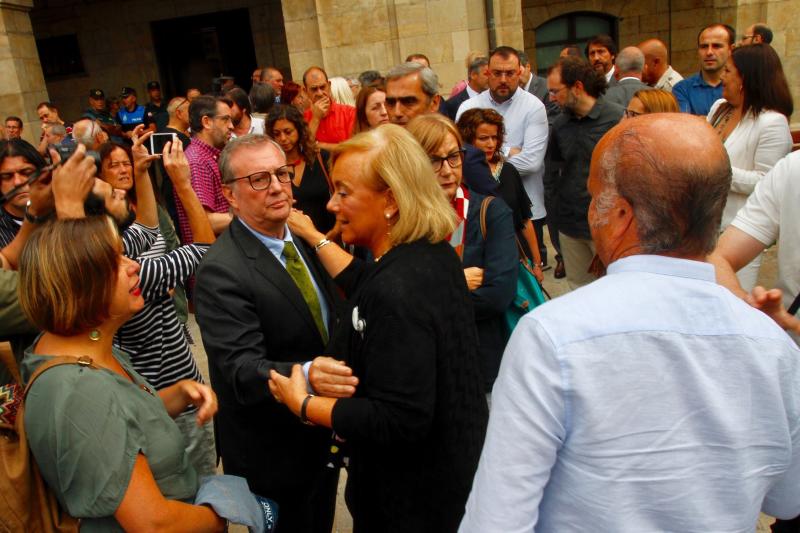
[174,95,234,243]
[456,46,549,267]
[544,55,623,289]
[585,34,618,87]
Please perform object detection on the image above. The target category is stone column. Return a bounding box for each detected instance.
[0,0,48,145]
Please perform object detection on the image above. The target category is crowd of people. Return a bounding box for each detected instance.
[0,19,798,533]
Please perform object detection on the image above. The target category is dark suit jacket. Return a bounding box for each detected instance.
[444,88,471,121]
[195,218,341,497]
[605,77,650,108]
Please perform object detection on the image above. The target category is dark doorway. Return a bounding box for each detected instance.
[151,9,257,98]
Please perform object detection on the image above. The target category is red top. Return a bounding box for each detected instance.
[304,102,356,144]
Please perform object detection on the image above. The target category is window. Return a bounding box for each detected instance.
[36,34,86,80]
[534,12,618,75]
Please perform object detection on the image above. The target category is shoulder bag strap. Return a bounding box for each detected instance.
[479,196,494,240]
[23,356,97,400]
[317,152,334,195]
[788,291,800,316]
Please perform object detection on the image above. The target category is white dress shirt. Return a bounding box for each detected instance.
[605,65,616,83]
[706,99,792,228]
[456,89,549,219]
[460,254,800,532]
[732,151,800,332]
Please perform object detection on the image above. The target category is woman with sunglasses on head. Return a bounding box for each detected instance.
[706,43,793,290]
[408,113,517,395]
[268,105,336,235]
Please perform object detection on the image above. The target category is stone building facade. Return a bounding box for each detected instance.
[0,0,796,145]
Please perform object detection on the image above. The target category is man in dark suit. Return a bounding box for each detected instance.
[605,46,652,109]
[195,134,356,533]
[443,56,488,121]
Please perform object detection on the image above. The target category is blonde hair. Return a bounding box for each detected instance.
[331,125,456,245]
[329,77,356,107]
[406,113,464,159]
[634,89,679,113]
[19,216,120,336]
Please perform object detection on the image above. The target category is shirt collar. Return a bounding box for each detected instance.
[605,66,616,83]
[607,254,716,283]
[466,84,479,98]
[238,217,292,259]
[191,137,221,157]
[488,90,516,106]
[690,72,719,89]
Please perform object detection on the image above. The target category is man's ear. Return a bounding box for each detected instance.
[429,94,441,112]
[201,114,213,132]
[611,196,635,239]
[222,183,236,208]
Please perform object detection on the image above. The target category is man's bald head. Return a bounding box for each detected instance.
[590,113,731,260]
[637,39,669,85]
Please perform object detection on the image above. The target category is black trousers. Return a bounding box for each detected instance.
[533,217,548,265]
[772,515,800,532]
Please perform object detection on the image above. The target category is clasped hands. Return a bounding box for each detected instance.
[268,356,358,416]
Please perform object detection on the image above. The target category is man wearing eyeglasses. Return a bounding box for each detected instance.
[456,46,550,269]
[544,55,624,289]
[195,134,350,533]
[174,95,234,244]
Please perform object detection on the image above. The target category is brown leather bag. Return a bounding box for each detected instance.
[0,342,83,532]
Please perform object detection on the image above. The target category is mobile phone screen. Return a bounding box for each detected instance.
[149,133,176,155]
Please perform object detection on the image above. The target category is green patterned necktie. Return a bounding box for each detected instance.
[283,241,328,343]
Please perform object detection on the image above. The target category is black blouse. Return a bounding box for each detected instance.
[330,240,488,533]
[292,151,336,234]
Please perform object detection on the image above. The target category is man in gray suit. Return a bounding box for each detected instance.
[604,46,651,109]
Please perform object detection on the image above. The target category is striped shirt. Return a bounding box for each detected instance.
[114,243,209,391]
[0,208,21,248]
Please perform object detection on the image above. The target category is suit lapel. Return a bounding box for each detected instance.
[231,219,323,340]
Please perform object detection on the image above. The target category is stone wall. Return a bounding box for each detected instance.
[522,0,799,124]
[281,0,522,97]
[0,0,48,144]
[30,0,289,121]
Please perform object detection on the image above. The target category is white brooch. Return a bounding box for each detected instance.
[352,306,366,339]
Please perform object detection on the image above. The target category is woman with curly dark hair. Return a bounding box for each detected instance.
[267,105,335,233]
[457,108,543,279]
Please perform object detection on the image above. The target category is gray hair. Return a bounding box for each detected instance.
[615,46,645,74]
[48,123,67,136]
[386,62,439,98]
[72,118,101,147]
[598,125,731,256]
[468,57,488,75]
[219,134,285,185]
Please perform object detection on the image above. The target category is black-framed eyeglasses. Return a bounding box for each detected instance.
[624,108,643,119]
[430,149,465,172]
[547,86,567,97]
[227,165,295,190]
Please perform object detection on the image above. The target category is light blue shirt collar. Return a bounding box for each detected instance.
[237,218,294,266]
[607,254,716,282]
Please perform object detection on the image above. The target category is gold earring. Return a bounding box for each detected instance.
[89,330,101,341]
